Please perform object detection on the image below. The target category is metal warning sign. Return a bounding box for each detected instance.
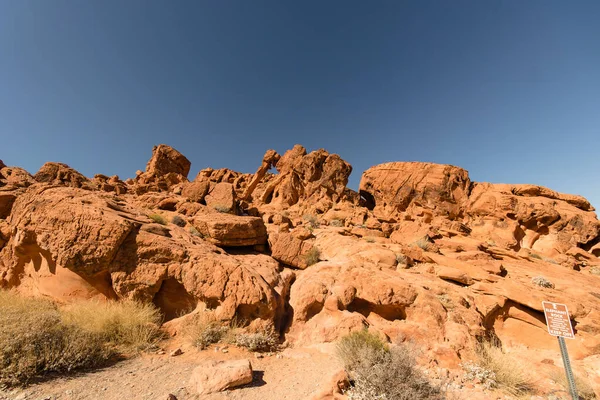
[542,301,575,339]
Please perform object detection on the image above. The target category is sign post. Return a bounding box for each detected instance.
[542,301,578,400]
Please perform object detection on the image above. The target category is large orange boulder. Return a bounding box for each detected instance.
[34,162,91,188]
[359,162,471,220]
[466,183,600,255]
[191,213,267,247]
[145,144,191,178]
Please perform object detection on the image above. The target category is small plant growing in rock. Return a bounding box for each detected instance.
[213,204,230,213]
[171,215,186,227]
[395,253,408,266]
[329,219,344,227]
[364,236,375,243]
[303,214,320,229]
[542,256,559,265]
[189,226,204,238]
[304,246,320,266]
[529,253,542,260]
[415,236,436,252]
[589,267,600,276]
[149,213,167,225]
[531,276,554,288]
[436,294,454,310]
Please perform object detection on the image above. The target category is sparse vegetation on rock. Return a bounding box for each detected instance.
[531,276,555,288]
[303,246,320,266]
[171,215,186,227]
[149,213,167,225]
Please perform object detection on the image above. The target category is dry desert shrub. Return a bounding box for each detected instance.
[171,215,186,227]
[148,213,167,225]
[231,329,279,352]
[185,314,229,349]
[303,214,319,229]
[415,236,437,253]
[0,291,110,387]
[531,276,554,289]
[213,204,230,213]
[472,340,536,396]
[329,218,344,227]
[186,315,278,352]
[61,299,162,353]
[549,369,597,400]
[304,246,320,266]
[336,329,442,400]
[189,226,204,238]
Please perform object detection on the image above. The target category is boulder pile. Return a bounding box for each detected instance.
[1,144,599,390]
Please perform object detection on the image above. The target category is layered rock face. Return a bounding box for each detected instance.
[1,144,599,389]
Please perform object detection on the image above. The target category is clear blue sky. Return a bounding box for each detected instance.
[1,1,599,208]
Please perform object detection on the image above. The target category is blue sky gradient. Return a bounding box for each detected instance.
[1,1,599,208]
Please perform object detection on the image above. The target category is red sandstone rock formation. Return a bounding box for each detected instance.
[1,144,599,387]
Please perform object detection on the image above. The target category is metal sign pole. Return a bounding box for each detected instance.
[557,336,578,400]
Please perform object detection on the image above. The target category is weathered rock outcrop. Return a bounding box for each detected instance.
[258,145,352,210]
[1,143,599,388]
[146,144,191,178]
[192,213,267,247]
[34,162,91,188]
[359,162,471,220]
[467,183,600,255]
[133,145,191,194]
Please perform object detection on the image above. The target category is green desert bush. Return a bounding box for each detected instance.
[304,246,320,266]
[148,213,167,225]
[336,329,389,371]
[171,215,186,227]
[337,329,442,400]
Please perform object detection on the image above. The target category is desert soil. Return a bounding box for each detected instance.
[0,343,341,400]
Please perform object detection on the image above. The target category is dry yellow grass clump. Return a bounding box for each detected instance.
[0,291,161,387]
[473,340,536,396]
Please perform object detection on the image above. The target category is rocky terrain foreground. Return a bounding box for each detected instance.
[1,145,600,399]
